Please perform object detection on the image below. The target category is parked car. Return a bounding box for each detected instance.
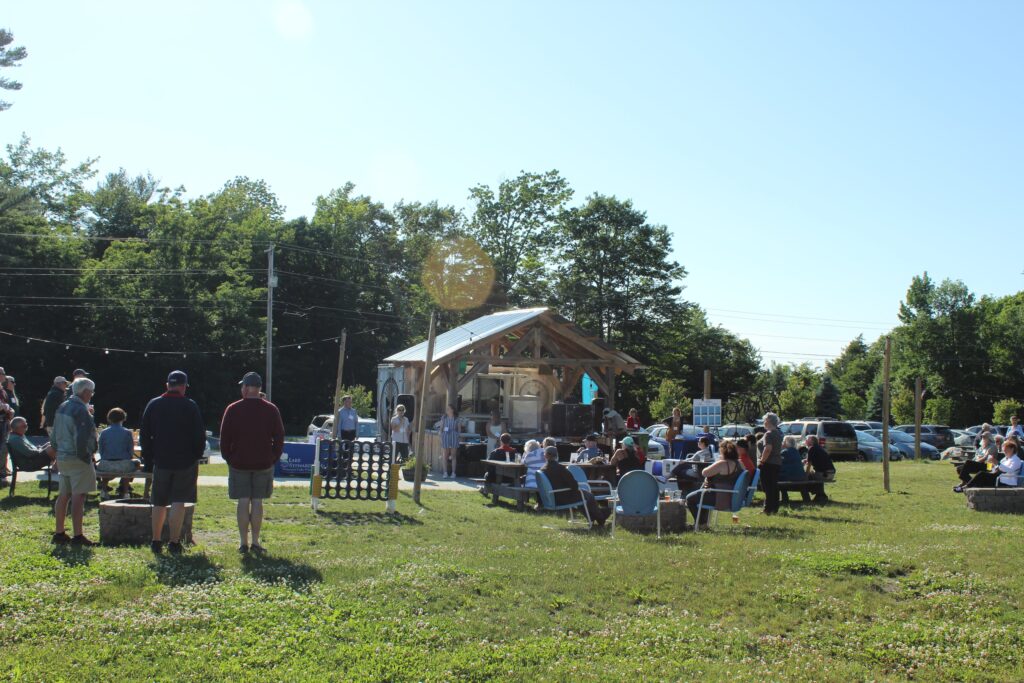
[847,421,884,432]
[646,424,718,458]
[866,429,940,460]
[951,428,976,449]
[778,420,859,461]
[893,424,955,450]
[966,425,1007,437]
[855,430,897,462]
[314,417,380,442]
[718,423,753,438]
[307,414,332,438]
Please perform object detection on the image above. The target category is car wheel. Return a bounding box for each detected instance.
[857,450,867,462]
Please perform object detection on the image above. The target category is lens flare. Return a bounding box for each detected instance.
[422,236,495,311]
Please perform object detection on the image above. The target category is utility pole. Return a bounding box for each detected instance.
[703,369,711,400]
[413,312,437,505]
[265,244,276,401]
[882,336,892,493]
[332,329,347,439]
[914,377,923,461]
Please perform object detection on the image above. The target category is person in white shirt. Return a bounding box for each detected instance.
[521,439,545,489]
[390,405,412,462]
[955,440,1021,492]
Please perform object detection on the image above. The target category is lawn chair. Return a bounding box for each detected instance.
[614,470,661,538]
[535,471,592,526]
[8,450,55,500]
[742,468,761,508]
[685,469,750,532]
[567,465,615,504]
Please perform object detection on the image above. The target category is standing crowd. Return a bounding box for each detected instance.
[1,365,285,555]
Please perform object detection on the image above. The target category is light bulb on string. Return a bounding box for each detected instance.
[65,345,70,350]
[104,349,109,355]
[297,345,302,350]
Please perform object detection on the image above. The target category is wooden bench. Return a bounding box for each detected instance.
[778,478,832,504]
[486,483,537,511]
[96,469,153,500]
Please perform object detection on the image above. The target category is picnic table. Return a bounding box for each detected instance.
[481,460,620,510]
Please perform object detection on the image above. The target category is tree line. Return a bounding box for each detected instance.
[1,134,1019,433]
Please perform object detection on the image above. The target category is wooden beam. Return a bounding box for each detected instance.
[584,365,612,396]
[456,361,489,392]
[539,328,568,358]
[543,316,617,361]
[462,355,632,368]
[502,326,537,359]
[558,367,582,399]
[606,367,616,410]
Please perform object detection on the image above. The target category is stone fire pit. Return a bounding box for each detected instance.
[98,499,195,546]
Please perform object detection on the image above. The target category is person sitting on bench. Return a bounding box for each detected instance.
[97,407,141,498]
[6,416,55,470]
[955,440,1021,492]
[804,435,833,503]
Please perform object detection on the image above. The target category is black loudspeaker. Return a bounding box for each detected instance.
[591,397,605,433]
[397,394,415,423]
[566,404,594,436]
[551,403,569,436]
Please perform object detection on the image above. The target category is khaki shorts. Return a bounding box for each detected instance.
[56,457,97,496]
[228,466,275,500]
[96,459,141,474]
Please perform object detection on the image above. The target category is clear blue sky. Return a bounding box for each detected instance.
[5,1,1022,368]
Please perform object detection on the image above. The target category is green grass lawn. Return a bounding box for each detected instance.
[2,462,1023,681]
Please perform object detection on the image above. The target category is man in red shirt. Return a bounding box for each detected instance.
[219,372,285,554]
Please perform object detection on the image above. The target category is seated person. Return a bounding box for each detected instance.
[96,407,141,497]
[803,435,833,503]
[573,434,603,463]
[609,436,645,479]
[671,436,713,494]
[686,440,743,529]
[481,432,518,495]
[735,438,756,475]
[955,440,1022,492]
[779,436,806,481]
[488,432,516,462]
[6,416,56,471]
[521,439,546,489]
[956,433,996,484]
[539,446,609,525]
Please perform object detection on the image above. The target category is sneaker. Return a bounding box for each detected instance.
[51,531,71,545]
[250,543,266,555]
[238,544,249,554]
[70,535,96,547]
[953,485,965,493]
[167,541,184,556]
[150,540,164,555]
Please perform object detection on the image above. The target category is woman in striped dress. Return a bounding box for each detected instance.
[434,404,461,478]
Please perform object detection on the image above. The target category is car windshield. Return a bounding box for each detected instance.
[358,422,378,438]
[887,431,914,443]
[857,431,882,443]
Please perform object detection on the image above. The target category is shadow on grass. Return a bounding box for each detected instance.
[316,510,422,526]
[786,513,864,525]
[398,490,431,510]
[51,545,94,566]
[241,554,323,589]
[0,493,53,510]
[727,526,812,540]
[150,553,222,586]
[826,500,877,510]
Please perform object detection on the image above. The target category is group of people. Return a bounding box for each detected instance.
[1,366,287,556]
[953,421,1023,492]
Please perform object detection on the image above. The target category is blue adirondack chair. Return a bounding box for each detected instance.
[567,465,615,503]
[536,471,592,526]
[685,469,750,531]
[614,470,661,538]
[743,468,761,508]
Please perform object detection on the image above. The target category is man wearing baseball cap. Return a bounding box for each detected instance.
[41,376,69,435]
[219,371,284,554]
[63,369,89,400]
[140,370,206,555]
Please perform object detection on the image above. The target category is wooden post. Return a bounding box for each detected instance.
[331,329,347,439]
[703,369,711,400]
[914,377,923,461]
[881,336,892,493]
[413,312,437,505]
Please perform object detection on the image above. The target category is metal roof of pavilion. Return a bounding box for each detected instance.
[383,307,642,370]
[384,308,548,364]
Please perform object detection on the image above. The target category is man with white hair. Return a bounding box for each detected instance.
[757,412,783,515]
[51,377,98,546]
[41,375,69,435]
